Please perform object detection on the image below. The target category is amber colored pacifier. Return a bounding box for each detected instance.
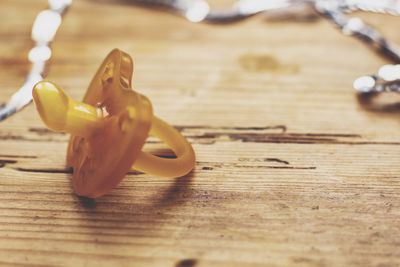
[32,49,196,198]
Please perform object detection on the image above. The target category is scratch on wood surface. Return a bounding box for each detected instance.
[176,125,287,132]
[175,259,198,267]
[14,167,73,174]
[0,154,37,159]
[239,157,290,165]
[176,125,400,145]
[0,159,17,168]
[0,133,66,142]
[187,132,400,145]
[198,161,316,171]
[28,127,65,135]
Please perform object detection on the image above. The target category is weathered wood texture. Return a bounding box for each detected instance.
[0,0,400,266]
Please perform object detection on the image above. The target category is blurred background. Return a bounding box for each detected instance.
[0,1,400,267]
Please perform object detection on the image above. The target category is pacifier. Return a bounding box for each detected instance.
[32,49,196,198]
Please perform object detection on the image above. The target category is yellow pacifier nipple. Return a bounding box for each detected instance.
[33,81,102,136]
[32,49,196,198]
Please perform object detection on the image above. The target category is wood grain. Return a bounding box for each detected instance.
[0,0,400,266]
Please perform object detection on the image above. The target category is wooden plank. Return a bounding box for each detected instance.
[0,0,399,266]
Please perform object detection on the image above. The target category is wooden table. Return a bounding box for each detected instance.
[1,1,399,266]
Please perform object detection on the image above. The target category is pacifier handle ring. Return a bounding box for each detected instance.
[134,116,195,178]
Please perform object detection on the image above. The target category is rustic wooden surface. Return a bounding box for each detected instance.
[1,0,400,266]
